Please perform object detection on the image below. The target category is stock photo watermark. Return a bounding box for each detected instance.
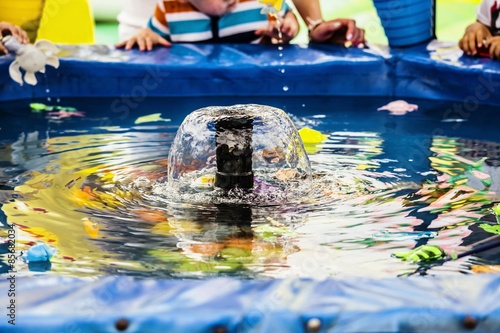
[5,223,17,326]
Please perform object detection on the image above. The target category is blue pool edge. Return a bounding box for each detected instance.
[1,42,500,332]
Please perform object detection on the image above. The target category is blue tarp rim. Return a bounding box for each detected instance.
[1,43,500,333]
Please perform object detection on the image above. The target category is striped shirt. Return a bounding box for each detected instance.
[147,0,289,43]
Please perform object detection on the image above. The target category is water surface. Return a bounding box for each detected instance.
[0,96,499,279]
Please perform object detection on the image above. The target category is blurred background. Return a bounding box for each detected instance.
[0,0,481,45]
[91,0,479,45]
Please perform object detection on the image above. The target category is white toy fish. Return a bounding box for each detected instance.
[2,35,59,86]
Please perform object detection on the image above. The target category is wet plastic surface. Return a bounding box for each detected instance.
[1,42,499,105]
[1,42,500,332]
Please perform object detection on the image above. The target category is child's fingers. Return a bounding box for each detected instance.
[490,42,500,59]
[137,38,146,51]
[156,36,171,47]
[344,20,356,41]
[125,38,138,50]
[348,28,362,45]
[477,30,485,47]
[0,43,8,55]
[145,37,153,51]
[458,36,466,52]
[115,40,127,48]
[255,26,274,38]
[460,35,473,54]
[355,29,366,47]
[14,26,29,43]
[467,33,478,54]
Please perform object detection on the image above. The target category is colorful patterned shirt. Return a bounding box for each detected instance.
[147,0,289,43]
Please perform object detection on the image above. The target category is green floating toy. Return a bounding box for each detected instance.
[493,204,500,219]
[393,245,449,263]
[30,103,78,113]
[479,204,500,235]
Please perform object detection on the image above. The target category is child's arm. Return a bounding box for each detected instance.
[116,27,171,51]
[0,22,29,54]
[459,22,492,56]
[116,3,171,51]
[291,0,365,46]
[308,19,365,47]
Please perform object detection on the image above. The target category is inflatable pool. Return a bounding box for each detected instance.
[1,40,500,332]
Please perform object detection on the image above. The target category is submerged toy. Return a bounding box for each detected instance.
[2,34,59,86]
[377,100,418,115]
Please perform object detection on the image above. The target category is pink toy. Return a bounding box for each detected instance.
[377,100,418,116]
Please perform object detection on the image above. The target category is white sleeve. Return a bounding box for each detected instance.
[477,0,493,27]
[117,0,159,31]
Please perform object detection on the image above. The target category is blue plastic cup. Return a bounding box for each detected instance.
[373,0,434,47]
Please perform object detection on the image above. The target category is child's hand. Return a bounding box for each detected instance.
[255,12,299,44]
[309,19,365,47]
[0,21,29,54]
[116,28,171,51]
[487,36,500,59]
[280,11,299,43]
[459,22,492,56]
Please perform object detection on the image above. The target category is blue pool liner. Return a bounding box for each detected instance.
[1,43,500,106]
[1,275,499,332]
[1,43,500,332]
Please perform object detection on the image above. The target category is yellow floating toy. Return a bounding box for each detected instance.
[259,0,284,15]
[298,127,328,155]
[298,127,328,144]
[193,175,216,189]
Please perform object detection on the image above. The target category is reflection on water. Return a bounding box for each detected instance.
[0,96,499,279]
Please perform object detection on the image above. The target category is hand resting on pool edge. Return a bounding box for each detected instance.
[115,0,299,51]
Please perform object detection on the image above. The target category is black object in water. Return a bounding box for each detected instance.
[215,115,254,189]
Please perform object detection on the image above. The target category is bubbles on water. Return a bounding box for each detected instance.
[280,69,285,74]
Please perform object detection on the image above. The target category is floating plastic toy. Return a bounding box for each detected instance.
[377,100,418,115]
[192,175,216,189]
[1,35,59,86]
[23,242,57,262]
[298,127,328,144]
[493,204,500,218]
[392,245,448,262]
[259,0,284,15]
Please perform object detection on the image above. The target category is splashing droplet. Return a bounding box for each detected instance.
[280,69,285,74]
[46,89,50,93]
[278,46,283,51]
[283,86,289,92]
